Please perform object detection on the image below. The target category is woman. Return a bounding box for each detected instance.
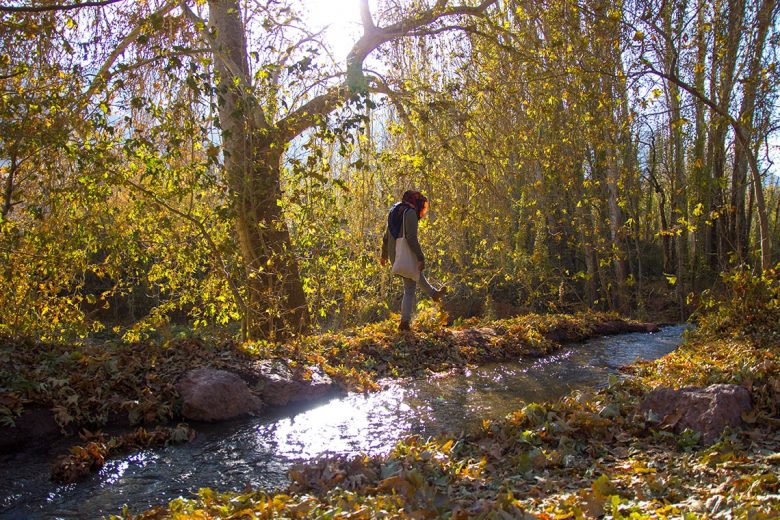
[381,190,445,331]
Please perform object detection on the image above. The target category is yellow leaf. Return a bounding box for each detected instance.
[592,474,617,497]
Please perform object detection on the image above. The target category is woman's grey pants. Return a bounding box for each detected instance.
[401,273,437,322]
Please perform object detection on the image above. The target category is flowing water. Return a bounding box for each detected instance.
[0,325,686,519]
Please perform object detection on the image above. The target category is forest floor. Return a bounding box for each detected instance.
[0,310,652,434]
[118,275,779,519]
[2,280,779,518]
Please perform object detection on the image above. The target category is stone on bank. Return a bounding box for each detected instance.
[176,368,264,422]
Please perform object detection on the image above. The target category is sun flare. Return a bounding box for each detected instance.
[301,0,363,59]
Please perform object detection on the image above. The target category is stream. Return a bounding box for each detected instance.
[0,324,687,519]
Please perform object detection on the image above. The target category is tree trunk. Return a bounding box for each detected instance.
[691,0,709,285]
[2,155,16,218]
[209,0,309,339]
[593,3,629,315]
[606,147,629,313]
[730,0,775,264]
[663,0,688,317]
[773,184,780,241]
[712,0,746,268]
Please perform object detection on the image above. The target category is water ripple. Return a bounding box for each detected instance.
[0,325,686,519]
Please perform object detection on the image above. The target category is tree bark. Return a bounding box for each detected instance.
[729,0,776,264]
[2,155,16,219]
[209,0,308,339]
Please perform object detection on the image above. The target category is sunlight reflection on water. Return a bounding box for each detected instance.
[257,386,415,459]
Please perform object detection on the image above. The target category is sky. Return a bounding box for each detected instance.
[299,0,363,60]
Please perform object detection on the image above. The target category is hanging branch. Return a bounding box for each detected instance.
[84,0,179,100]
[0,0,124,13]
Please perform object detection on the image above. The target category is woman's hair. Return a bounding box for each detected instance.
[402,190,429,218]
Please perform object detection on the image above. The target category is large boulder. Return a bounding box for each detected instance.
[638,384,752,444]
[176,368,263,422]
[249,360,336,407]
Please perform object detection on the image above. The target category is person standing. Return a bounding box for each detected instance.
[381,190,445,331]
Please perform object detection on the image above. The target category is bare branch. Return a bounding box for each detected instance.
[359,0,374,31]
[0,0,123,13]
[99,46,209,83]
[277,86,346,142]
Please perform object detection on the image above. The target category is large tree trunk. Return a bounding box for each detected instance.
[729,0,776,264]
[710,0,746,269]
[663,0,689,317]
[691,0,709,287]
[209,0,309,339]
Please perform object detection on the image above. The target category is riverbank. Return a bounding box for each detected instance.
[1,311,655,454]
[120,271,779,518]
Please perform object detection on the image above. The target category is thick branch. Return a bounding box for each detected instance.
[0,69,25,81]
[346,0,496,88]
[0,0,123,13]
[642,63,749,144]
[277,86,346,142]
[383,0,493,37]
[358,0,374,30]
